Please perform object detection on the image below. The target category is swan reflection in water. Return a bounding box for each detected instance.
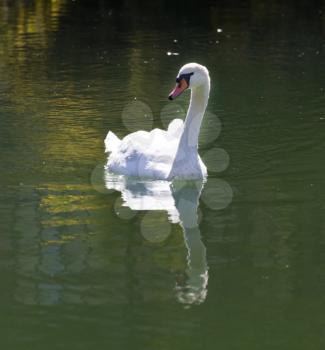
[105,173,208,305]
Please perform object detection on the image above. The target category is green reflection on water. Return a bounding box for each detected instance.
[0,1,325,350]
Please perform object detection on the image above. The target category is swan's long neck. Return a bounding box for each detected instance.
[179,81,210,151]
[167,77,210,180]
[168,77,210,180]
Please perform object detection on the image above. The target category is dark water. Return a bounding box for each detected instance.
[1,1,325,349]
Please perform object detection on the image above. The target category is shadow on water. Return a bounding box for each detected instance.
[105,173,208,305]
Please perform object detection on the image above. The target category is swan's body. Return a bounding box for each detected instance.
[105,63,210,180]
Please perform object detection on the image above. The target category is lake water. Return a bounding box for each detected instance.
[1,1,325,349]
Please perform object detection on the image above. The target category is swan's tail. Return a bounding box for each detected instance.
[104,131,121,153]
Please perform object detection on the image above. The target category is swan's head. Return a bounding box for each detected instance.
[168,63,210,100]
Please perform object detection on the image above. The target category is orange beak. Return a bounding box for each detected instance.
[168,78,188,100]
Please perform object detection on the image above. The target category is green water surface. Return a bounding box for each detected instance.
[0,1,325,349]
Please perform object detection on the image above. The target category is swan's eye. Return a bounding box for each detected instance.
[176,72,194,85]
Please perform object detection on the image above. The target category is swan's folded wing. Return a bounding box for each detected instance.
[167,118,184,138]
[106,125,182,178]
[104,131,121,153]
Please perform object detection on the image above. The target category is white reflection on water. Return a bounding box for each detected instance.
[105,173,209,305]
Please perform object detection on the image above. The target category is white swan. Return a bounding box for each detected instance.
[105,63,210,180]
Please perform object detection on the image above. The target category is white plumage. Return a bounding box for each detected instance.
[105,63,210,180]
